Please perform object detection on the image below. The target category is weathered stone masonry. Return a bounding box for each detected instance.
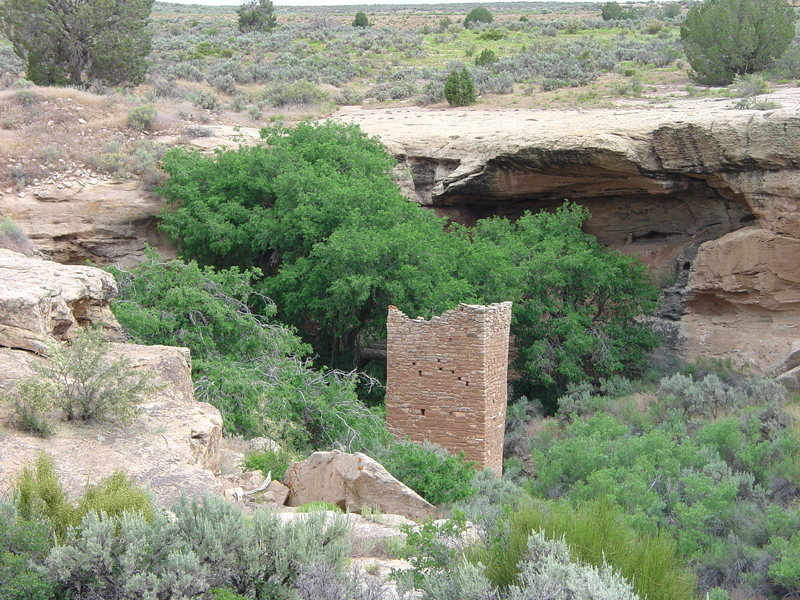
[385,302,512,476]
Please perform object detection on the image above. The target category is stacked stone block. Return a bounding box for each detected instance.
[385,302,512,476]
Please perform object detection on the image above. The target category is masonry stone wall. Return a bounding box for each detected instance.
[385,302,512,476]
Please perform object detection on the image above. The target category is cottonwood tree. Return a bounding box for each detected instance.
[0,0,154,87]
[157,122,660,406]
[681,0,797,85]
[237,0,277,33]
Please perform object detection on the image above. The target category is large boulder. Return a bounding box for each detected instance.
[0,249,122,353]
[283,450,436,521]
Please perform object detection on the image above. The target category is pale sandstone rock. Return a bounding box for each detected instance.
[0,343,223,509]
[0,249,122,353]
[262,480,290,505]
[283,450,435,521]
[0,180,174,266]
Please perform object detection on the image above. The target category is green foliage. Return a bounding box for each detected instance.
[470,499,696,600]
[236,0,276,33]
[475,48,498,66]
[10,327,156,424]
[394,512,469,589]
[109,250,388,450]
[5,378,54,436]
[662,3,682,18]
[375,440,477,505]
[601,1,624,20]
[159,122,660,405]
[191,89,219,110]
[479,29,505,41]
[464,6,493,27]
[419,560,498,600]
[522,371,800,597]
[353,11,369,27]
[45,493,351,599]
[128,104,157,132]
[461,203,660,406]
[0,0,153,86]
[243,448,295,481]
[295,501,343,513]
[15,452,154,543]
[0,503,55,600]
[505,531,640,600]
[0,218,33,255]
[444,67,477,106]
[264,80,329,107]
[158,121,469,368]
[680,0,797,85]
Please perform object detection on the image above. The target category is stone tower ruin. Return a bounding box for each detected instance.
[385,302,512,476]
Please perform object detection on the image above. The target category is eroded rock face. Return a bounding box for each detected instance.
[0,249,122,353]
[283,450,436,521]
[337,103,800,377]
[1,180,174,266]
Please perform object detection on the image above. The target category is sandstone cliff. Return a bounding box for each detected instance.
[337,99,800,381]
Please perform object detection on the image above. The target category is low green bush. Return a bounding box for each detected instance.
[46,493,352,598]
[4,327,157,428]
[474,48,498,66]
[264,79,329,107]
[191,89,219,110]
[128,104,157,131]
[243,447,294,481]
[469,498,697,600]
[15,452,155,542]
[0,502,55,600]
[374,440,477,505]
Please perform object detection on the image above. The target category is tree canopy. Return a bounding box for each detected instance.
[158,121,660,407]
[236,0,277,33]
[353,11,370,27]
[108,250,388,450]
[0,0,153,87]
[680,0,797,85]
[464,6,494,26]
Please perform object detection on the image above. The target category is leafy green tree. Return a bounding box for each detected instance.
[0,0,153,87]
[444,67,477,106]
[158,122,472,369]
[601,1,624,20]
[352,11,370,27]
[464,6,494,27]
[109,250,390,449]
[236,0,277,33]
[457,203,660,405]
[158,123,660,406]
[680,0,797,85]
